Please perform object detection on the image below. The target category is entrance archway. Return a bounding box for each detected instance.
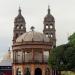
[35,68,42,75]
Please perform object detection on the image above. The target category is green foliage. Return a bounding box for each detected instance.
[68,33,75,46]
[48,33,75,71]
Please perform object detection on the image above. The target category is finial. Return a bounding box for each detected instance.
[48,5,50,15]
[30,26,35,31]
[8,47,11,55]
[48,5,50,9]
[18,6,21,15]
[8,47,11,58]
[8,47,10,52]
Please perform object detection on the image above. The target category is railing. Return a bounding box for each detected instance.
[13,60,48,64]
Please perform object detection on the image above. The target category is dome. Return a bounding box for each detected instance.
[16,31,50,42]
[0,50,12,66]
[14,8,25,23]
[44,6,55,22]
[44,14,54,22]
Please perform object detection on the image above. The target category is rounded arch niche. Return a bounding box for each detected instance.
[35,68,42,75]
[16,68,22,75]
[25,68,31,75]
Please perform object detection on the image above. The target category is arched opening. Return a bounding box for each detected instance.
[35,68,42,75]
[46,25,48,29]
[20,25,24,29]
[25,68,31,75]
[50,25,53,29]
[16,25,19,29]
[16,68,22,75]
[50,34,53,38]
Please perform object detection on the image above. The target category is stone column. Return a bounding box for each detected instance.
[32,49,34,62]
[31,64,34,75]
[22,51,23,63]
[50,69,53,75]
[24,51,25,62]
[14,66,17,75]
[52,70,56,75]
[16,51,18,63]
[22,50,25,63]
[42,65,45,75]
[22,65,25,75]
[42,49,44,62]
[15,51,16,63]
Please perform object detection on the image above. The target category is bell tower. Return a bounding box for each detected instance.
[13,7,26,44]
[43,6,56,48]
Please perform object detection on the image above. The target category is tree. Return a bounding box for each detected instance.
[48,33,75,71]
[68,33,75,46]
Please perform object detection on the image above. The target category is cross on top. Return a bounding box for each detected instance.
[30,26,35,31]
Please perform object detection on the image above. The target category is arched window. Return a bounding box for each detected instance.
[46,26,48,29]
[50,25,53,29]
[51,34,53,38]
[16,25,19,29]
[46,33,48,37]
[35,68,42,75]
[25,68,31,75]
[16,68,22,75]
[46,34,48,37]
[45,68,50,75]
[20,25,24,29]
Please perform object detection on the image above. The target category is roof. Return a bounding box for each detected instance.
[44,14,55,22]
[16,31,50,42]
[44,6,55,22]
[14,8,25,23]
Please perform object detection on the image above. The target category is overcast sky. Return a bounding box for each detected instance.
[0,0,75,58]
